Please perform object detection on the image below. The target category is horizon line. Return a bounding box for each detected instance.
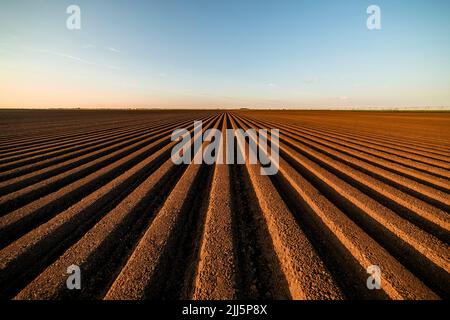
[1,107,450,112]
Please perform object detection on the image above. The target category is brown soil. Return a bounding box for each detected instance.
[0,109,448,300]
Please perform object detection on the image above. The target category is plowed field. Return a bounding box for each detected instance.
[0,110,448,300]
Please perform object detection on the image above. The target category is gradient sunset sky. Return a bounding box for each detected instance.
[1,0,449,109]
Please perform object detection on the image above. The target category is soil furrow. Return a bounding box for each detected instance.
[0,116,218,247]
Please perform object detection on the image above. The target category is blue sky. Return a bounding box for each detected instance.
[1,0,449,108]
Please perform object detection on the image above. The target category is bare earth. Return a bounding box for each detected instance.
[0,109,448,300]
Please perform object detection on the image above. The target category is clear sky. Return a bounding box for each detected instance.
[1,0,449,109]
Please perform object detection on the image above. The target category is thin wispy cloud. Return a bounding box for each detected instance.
[83,44,120,54]
[32,49,94,65]
[107,47,120,53]
[32,49,120,71]
[82,44,96,49]
[303,78,319,84]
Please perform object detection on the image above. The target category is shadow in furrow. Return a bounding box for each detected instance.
[0,150,173,299]
[144,164,215,300]
[269,170,389,300]
[61,164,187,300]
[279,148,449,299]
